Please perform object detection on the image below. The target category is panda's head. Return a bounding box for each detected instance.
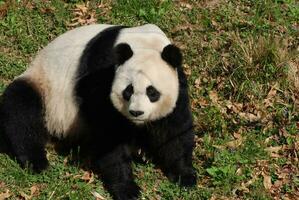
[110,43,182,125]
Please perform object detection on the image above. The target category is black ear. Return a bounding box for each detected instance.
[161,44,182,68]
[114,43,133,65]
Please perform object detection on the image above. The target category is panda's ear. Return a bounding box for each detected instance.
[161,44,182,69]
[114,43,133,65]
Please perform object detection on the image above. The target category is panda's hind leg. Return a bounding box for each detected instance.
[0,79,49,172]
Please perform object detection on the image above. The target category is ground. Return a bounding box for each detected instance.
[0,0,298,199]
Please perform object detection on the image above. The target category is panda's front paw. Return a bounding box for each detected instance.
[111,181,141,200]
[167,168,197,187]
[18,154,49,173]
[179,169,197,187]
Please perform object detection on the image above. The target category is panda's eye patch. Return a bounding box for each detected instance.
[122,84,134,101]
[146,86,160,102]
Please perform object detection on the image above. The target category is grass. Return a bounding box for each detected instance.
[0,0,298,199]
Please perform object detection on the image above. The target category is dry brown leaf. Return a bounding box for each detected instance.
[209,90,219,104]
[265,146,283,153]
[40,6,55,14]
[265,145,284,158]
[75,4,88,13]
[273,180,283,188]
[204,0,223,8]
[91,191,106,200]
[194,78,201,89]
[264,136,274,144]
[0,190,11,200]
[213,135,245,150]
[63,157,68,166]
[265,85,277,103]
[262,172,272,190]
[197,98,209,107]
[233,131,242,139]
[0,2,9,18]
[73,174,82,179]
[227,102,243,114]
[68,1,97,27]
[178,0,193,10]
[210,195,231,200]
[212,144,225,150]
[172,24,195,33]
[81,171,94,184]
[235,182,250,193]
[288,59,299,92]
[19,191,31,200]
[236,168,242,176]
[183,64,191,76]
[30,185,39,197]
[235,171,259,194]
[239,112,260,122]
[225,136,244,149]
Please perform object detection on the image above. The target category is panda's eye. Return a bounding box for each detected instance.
[146,86,160,102]
[122,84,134,101]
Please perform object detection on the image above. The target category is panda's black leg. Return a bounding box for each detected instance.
[92,145,140,200]
[0,79,49,173]
[151,130,197,187]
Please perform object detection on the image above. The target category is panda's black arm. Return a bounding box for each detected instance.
[153,127,197,187]
[91,144,140,200]
[146,67,197,187]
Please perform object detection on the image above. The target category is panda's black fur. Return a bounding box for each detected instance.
[0,25,196,200]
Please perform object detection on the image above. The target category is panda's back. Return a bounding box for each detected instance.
[17,24,170,138]
[17,24,113,137]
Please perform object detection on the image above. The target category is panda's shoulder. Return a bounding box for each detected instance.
[43,24,114,50]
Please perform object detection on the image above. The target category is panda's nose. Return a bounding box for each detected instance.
[129,110,144,117]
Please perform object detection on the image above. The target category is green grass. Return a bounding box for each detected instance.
[0,0,298,199]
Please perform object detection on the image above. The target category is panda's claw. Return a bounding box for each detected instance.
[111,181,140,200]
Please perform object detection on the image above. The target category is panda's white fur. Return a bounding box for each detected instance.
[18,24,178,137]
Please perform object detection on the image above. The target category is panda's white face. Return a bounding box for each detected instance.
[110,49,179,125]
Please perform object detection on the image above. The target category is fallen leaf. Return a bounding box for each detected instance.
[0,190,11,200]
[179,1,193,10]
[204,0,223,9]
[233,131,242,139]
[264,136,274,144]
[225,136,244,149]
[262,172,272,190]
[30,185,39,197]
[212,144,225,150]
[264,85,277,108]
[0,2,9,18]
[213,135,245,150]
[239,112,260,122]
[265,146,283,153]
[19,191,31,200]
[63,157,68,166]
[81,171,94,184]
[194,78,201,89]
[183,64,191,76]
[68,1,97,27]
[91,191,106,200]
[209,90,219,104]
[265,146,284,158]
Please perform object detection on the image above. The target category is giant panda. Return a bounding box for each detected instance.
[0,24,196,199]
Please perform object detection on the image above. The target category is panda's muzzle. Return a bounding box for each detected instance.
[129,110,144,117]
